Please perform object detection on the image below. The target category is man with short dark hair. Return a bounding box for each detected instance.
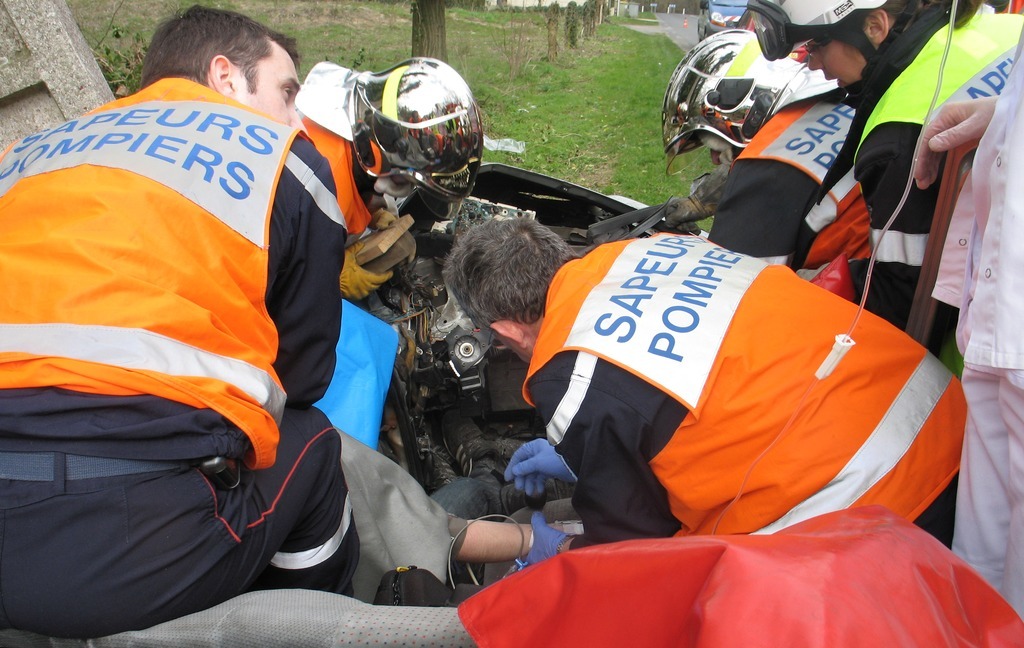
[0,5,353,637]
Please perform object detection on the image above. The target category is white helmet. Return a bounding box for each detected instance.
[662,30,836,173]
[746,0,888,60]
[350,58,483,216]
[297,62,359,140]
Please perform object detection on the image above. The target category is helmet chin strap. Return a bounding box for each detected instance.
[835,23,880,66]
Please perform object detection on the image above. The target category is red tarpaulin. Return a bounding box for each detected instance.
[460,506,1023,647]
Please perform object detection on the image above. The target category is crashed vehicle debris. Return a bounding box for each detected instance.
[364,162,692,495]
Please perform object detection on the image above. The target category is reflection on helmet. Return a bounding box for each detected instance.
[661,29,836,175]
[351,58,484,215]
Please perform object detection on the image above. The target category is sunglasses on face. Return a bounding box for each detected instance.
[805,36,833,53]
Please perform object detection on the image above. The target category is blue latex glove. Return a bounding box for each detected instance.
[504,438,577,497]
[525,511,568,565]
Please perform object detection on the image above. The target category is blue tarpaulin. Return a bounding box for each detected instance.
[314,300,398,448]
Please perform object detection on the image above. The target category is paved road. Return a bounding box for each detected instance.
[656,12,700,53]
[624,13,699,53]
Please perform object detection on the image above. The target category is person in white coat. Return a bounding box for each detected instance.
[915,27,1024,617]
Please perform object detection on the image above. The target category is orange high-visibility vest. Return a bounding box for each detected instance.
[0,78,304,468]
[527,235,963,535]
[738,100,871,269]
[303,117,374,236]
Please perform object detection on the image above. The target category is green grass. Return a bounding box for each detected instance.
[68,0,715,207]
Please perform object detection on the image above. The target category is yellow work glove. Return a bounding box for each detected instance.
[369,208,398,231]
[340,243,393,300]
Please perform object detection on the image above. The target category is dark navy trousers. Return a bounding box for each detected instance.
[0,407,359,638]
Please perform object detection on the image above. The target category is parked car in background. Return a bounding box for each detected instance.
[698,0,750,40]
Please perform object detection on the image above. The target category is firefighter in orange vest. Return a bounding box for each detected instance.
[443,218,964,565]
[663,29,871,271]
[0,12,551,633]
[296,59,483,299]
[0,6,363,636]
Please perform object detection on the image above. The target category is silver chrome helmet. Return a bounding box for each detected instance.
[662,29,836,174]
[350,58,484,216]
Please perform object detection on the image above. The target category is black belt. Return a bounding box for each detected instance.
[0,452,191,482]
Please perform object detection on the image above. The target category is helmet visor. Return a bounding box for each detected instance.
[666,141,710,176]
[351,64,483,204]
[747,1,795,61]
[664,72,757,173]
[662,58,732,173]
[748,0,842,62]
[662,54,707,151]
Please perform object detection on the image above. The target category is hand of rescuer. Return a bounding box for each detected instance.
[504,438,577,497]
[915,97,997,189]
[664,195,713,233]
[369,208,398,230]
[339,242,393,300]
[524,511,569,565]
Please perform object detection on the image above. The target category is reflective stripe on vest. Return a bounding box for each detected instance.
[804,192,839,234]
[285,150,347,230]
[870,228,929,266]
[755,352,950,534]
[0,80,303,466]
[561,236,766,410]
[0,323,286,425]
[546,352,599,444]
[0,101,295,247]
[859,13,1023,149]
[803,179,872,268]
